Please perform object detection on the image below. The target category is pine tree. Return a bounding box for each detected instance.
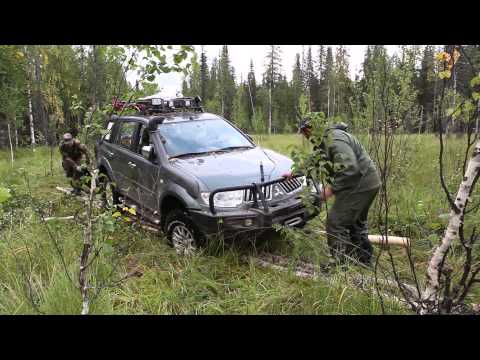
[324,47,335,118]
[182,79,189,97]
[217,45,236,119]
[334,45,353,119]
[200,46,209,101]
[209,57,218,100]
[317,45,327,113]
[263,45,282,134]
[246,59,257,126]
[205,57,221,113]
[189,51,201,96]
[361,45,389,133]
[292,53,303,116]
[232,82,250,130]
[417,45,436,133]
[394,45,419,132]
[305,46,320,112]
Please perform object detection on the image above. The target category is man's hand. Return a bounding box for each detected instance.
[320,185,334,201]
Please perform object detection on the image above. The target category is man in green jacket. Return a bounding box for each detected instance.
[299,120,381,266]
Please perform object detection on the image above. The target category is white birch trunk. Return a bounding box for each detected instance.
[476,100,479,135]
[327,81,330,118]
[27,84,36,151]
[418,106,423,135]
[421,141,480,311]
[14,125,18,148]
[476,72,480,135]
[268,85,272,135]
[7,122,14,165]
[332,80,336,117]
[433,68,437,134]
[246,78,256,120]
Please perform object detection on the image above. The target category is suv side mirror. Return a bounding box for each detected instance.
[142,145,154,160]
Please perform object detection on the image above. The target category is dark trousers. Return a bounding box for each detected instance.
[326,186,380,264]
[62,159,88,191]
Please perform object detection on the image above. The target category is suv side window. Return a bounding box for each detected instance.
[137,124,157,162]
[115,121,138,150]
[137,125,151,153]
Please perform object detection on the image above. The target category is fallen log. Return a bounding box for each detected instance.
[44,216,75,222]
[314,230,410,247]
[245,253,418,308]
[55,186,73,194]
[368,235,411,248]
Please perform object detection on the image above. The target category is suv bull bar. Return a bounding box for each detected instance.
[208,175,320,215]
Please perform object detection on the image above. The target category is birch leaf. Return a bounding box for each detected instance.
[439,70,451,79]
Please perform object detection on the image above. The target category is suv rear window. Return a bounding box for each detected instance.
[115,121,138,150]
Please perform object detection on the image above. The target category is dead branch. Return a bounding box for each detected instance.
[78,169,98,315]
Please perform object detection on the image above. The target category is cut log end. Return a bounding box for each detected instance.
[368,235,411,247]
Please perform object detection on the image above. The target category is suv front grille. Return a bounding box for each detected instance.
[244,185,272,202]
[279,177,303,193]
[244,176,305,202]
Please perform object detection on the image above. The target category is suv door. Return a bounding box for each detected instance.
[109,120,141,199]
[128,124,163,212]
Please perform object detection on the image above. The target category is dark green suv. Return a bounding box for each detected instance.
[96,96,321,254]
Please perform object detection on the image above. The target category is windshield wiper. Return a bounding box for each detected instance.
[169,146,254,159]
[169,151,211,159]
[216,146,254,152]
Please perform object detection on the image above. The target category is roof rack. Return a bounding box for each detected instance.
[112,95,204,115]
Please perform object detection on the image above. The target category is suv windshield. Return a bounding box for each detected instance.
[158,119,254,158]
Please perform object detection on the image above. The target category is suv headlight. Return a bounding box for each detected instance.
[201,190,244,208]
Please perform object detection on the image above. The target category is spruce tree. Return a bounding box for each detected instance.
[263,45,282,134]
[305,46,320,112]
[217,45,236,119]
[334,45,353,119]
[317,45,327,114]
[324,47,335,118]
[417,45,436,132]
[292,53,303,114]
[200,46,209,101]
[246,59,257,127]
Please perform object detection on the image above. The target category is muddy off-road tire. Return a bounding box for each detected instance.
[100,174,120,209]
[164,209,204,256]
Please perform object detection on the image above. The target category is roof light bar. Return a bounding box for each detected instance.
[111,95,203,115]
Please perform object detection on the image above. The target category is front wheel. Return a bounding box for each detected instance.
[99,173,120,209]
[164,209,204,256]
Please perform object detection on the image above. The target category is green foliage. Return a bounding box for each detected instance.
[0,45,27,126]
[289,112,332,212]
[0,187,11,204]
[232,83,250,129]
[251,106,267,134]
[4,132,480,314]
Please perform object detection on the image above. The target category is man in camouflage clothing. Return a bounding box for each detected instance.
[59,133,91,195]
[299,120,381,266]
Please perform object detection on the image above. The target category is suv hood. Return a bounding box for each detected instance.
[170,147,293,191]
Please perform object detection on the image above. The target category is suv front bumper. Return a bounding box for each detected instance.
[189,194,321,237]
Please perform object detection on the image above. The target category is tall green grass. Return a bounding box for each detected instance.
[1,133,477,314]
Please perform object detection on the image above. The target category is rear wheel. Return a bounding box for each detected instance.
[164,209,203,256]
